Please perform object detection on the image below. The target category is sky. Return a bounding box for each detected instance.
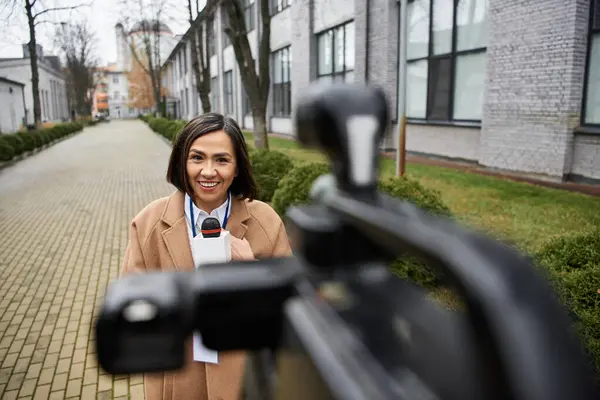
[0,0,197,66]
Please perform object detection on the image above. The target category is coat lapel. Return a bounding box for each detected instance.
[227,196,250,239]
[159,191,251,271]
[160,191,193,271]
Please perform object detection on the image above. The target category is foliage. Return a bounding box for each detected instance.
[271,162,330,217]
[536,229,600,378]
[0,139,15,161]
[0,122,84,163]
[249,149,294,202]
[144,116,187,143]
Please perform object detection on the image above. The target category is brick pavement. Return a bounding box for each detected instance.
[0,120,175,399]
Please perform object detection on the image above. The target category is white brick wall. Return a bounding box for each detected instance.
[479,0,590,178]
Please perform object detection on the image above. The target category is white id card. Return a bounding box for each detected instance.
[193,332,219,364]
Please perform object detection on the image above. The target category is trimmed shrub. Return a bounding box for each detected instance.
[250,149,294,202]
[0,139,15,161]
[378,176,452,217]
[2,134,25,156]
[272,162,454,289]
[271,162,330,217]
[536,229,600,378]
[17,132,36,152]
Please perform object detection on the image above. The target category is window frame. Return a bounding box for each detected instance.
[270,0,292,16]
[581,0,600,127]
[404,0,488,125]
[244,0,256,32]
[271,45,292,118]
[211,76,219,112]
[316,20,355,83]
[223,70,234,115]
[222,8,231,48]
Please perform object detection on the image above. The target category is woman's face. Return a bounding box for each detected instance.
[186,129,237,211]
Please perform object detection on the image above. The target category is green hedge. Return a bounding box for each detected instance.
[0,122,84,163]
[250,149,294,202]
[271,161,454,288]
[144,116,187,143]
[536,229,600,379]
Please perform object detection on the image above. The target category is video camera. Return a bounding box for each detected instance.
[94,83,598,400]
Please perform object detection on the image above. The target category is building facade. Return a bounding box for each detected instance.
[0,44,69,126]
[161,0,600,183]
[0,77,26,133]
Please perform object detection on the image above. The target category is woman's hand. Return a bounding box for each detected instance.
[230,236,256,261]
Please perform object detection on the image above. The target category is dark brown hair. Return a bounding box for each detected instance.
[166,112,258,201]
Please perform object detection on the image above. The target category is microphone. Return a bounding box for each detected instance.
[201,217,221,238]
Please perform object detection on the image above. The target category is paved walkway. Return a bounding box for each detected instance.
[0,120,175,399]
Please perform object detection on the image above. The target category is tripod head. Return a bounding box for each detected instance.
[95,83,597,400]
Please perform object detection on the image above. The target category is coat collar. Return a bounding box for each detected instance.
[160,190,251,271]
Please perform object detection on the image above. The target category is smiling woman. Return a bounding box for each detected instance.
[120,113,292,400]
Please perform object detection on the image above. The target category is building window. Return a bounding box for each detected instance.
[270,0,292,15]
[584,0,600,125]
[272,46,291,117]
[112,75,118,84]
[184,45,188,75]
[114,91,120,100]
[208,17,216,57]
[316,21,354,83]
[211,76,219,111]
[244,0,255,32]
[243,88,251,116]
[223,70,234,115]
[405,0,488,122]
[222,8,230,48]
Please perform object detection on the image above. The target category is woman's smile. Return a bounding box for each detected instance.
[198,181,220,191]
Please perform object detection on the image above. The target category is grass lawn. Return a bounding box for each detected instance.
[244,131,600,255]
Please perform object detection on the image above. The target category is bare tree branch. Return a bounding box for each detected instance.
[33,2,92,21]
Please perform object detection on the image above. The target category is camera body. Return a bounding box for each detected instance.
[95,83,597,400]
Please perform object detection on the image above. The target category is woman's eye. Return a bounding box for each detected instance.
[217,158,229,163]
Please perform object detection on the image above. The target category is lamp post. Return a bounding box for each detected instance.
[396,0,408,177]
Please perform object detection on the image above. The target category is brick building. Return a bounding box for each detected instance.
[162,0,600,183]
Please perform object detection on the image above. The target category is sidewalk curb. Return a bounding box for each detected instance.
[0,131,81,172]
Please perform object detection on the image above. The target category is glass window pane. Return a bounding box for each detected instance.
[432,0,453,55]
[319,75,333,84]
[456,0,488,51]
[282,48,290,82]
[318,31,333,75]
[593,0,600,30]
[427,56,452,120]
[345,22,355,71]
[453,51,486,120]
[335,25,345,72]
[407,0,430,60]
[585,34,600,124]
[406,60,428,118]
[273,51,282,83]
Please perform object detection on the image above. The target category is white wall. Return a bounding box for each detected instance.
[0,81,26,133]
[108,72,132,118]
[0,59,68,125]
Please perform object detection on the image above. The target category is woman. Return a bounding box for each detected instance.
[121,113,293,400]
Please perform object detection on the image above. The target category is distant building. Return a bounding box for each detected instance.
[101,21,178,119]
[0,77,26,133]
[0,44,69,125]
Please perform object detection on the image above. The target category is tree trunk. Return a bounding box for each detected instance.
[25,1,42,128]
[200,91,211,113]
[252,103,269,150]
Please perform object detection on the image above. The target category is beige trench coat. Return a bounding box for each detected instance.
[120,190,292,400]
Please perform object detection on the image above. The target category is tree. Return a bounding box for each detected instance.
[54,20,97,117]
[119,0,179,117]
[187,0,212,113]
[128,54,156,109]
[0,0,91,128]
[221,0,270,149]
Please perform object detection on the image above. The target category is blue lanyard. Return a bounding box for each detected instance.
[189,192,231,238]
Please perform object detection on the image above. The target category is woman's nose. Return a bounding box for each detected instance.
[201,165,217,178]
